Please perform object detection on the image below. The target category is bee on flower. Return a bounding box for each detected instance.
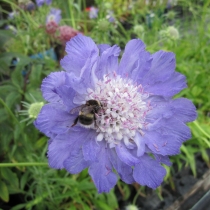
[35,34,197,193]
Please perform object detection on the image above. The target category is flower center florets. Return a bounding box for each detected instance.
[86,73,149,148]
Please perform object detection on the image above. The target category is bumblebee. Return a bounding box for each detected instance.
[70,100,102,127]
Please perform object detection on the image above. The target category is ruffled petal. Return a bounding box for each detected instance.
[144,131,183,155]
[96,45,120,79]
[108,148,134,184]
[65,59,97,95]
[142,51,175,85]
[55,85,77,111]
[47,138,72,169]
[41,71,66,103]
[147,97,197,123]
[171,98,197,123]
[82,133,100,162]
[97,44,111,54]
[117,39,151,80]
[134,131,145,157]
[60,34,99,77]
[88,142,118,193]
[133,154,166,189]
[115,142,140,166]
[145,72,187,98]
[47,128,88,169]
[34,103,75,137]
[64,147,91,174]
[148,117,191,142]
[154,154,172,166]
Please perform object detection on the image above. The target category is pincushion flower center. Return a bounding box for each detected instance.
[87,74,149,148]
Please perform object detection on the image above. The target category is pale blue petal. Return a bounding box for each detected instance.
[133,154,166,189]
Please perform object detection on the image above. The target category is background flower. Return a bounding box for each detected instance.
[57,25,80,43]
[87,6,99,19]
[35,34,196,193]
[36,0,52,7]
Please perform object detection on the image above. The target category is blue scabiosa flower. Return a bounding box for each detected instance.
[35,34,197,193]
[36,0,52,7]
[45,8,61,34]
[46,8,61,25]
[87,6,99,19]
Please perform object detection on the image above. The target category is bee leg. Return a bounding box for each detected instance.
[71,117,79,127]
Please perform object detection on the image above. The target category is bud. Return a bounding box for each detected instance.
[164,11,176,20]
[20,101,44,125]
[167,26,179,40]
[97,19,110,32]
[159,26,179,41]
[28,102,44,119]
[126,204,139,210]
[133,25,145,35]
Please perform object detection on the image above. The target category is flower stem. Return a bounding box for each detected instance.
[0,162,48,167]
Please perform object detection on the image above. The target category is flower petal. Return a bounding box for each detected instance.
[96,45,120,79]
[117,39,151,79]
[82,133,100,162]
[64,147,90,174]
[148,117,191,142]
[154,154,172,166]
[145,131,183,155]
[55,85,77,111]
[141,50,175,85]
[134,132,145,157]
[88,142,118,193]
[60,34,98,77]
[171,98,197,123]
[108,148,134,184]
[47,138,72,169]
[98,44,110,54]
[115,142,140,166]
[145,72,187,98]
[147,96,197,124]
[65,58,97,94]
[133,154,166,189]
[34,103,74,137]
[41,71,66,103]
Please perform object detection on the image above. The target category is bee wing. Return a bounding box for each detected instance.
[70,105,85,114]
[81,106,94,113]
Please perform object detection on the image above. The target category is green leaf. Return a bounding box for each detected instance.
[0,30,15,49]
[0,60,10,75]
[95,200,112,210]
[1,168,19,189]
[0,180,9,202]
[11,67,24,90]
[5,91,20,108]
[106,190,118,209]
[10,204,26,210]
[29,64,43,88]
[0,108,8,123]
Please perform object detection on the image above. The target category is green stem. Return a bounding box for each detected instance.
[68,0,76,29]
[0,162,48,167]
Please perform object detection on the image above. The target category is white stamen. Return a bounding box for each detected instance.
[88,74,149,147]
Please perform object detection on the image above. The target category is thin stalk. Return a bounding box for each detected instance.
[68,0,76,29]
[0,162,48,167]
